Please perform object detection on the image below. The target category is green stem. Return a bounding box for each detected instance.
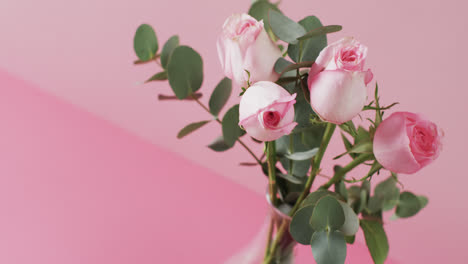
[192,96,262,165]
[290,123,336,215]
[263,219,275,260]
[266,141,277,206]
[263,123,336,264]
[343,163,383,183]
[320,153,373,189]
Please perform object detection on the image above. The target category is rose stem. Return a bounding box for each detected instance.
[263,122,336,264]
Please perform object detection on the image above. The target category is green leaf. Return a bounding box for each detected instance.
[177,120,210,139]
[345,235,355,244]
[145,71,167,83]
[418,195,429,209]
[310,230,347,264]
[310,196,345,231]
[368,177,400,213]
[288,16,328,63]
[333,141,373,160]
[303,190,340,207]
[209,78,232,117]
[396,192,422,218]
[160,35,180,69]
[335,181,348,201]
[207,135,232,152]
[284,148,318,161]
[248,0,280,38]
[276,60,314,76]
[297,25,342,41]
[268,10,306,44]
[167,46,204,99]
[338,201,359,236]
[222,104,244,147]
[276,133,312,177]
[274,57,293,74]
[290,205,315,245]
[277,173,304,184]
[360,219,389,264]
[134,24,159,62]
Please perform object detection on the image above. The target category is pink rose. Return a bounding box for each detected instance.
[373,112,443,174]
[308,37,373,124]
[217,14,282,87]
[239,81,297,141]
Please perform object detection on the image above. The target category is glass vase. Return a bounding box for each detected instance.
[224,195,296,264]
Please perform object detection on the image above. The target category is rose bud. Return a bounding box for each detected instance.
[373,112,443,174]
[308,37,373,124]
[239,81,297,142]
[217,14,282,87]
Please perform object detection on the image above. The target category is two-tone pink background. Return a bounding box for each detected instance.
[0,0,466,263]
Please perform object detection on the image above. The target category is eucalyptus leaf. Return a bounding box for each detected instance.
[160,35,179,69]
[396,192,422,218]
[303,190,340,207]
[207,135,232,152]
[276,133,311,177]
[248,0,280,37]
[334,140,373,160]
[277,173,304,184]
[339,201,359,236]
[222,104,244,147]
[177,120,210,139]
[368,177,400,213]
[284,148,318,161]
[209,78,232,117]
[288,16,327,63]
[268,10,306,44]
[360,219,389,264]
[297,25,343,41]
[274,57,294,74]
[310,195,345,230]
[133,24,158,61]
[145,71,167,83]
[310,230,347,264]
[418,195,429,209]
[335,181,348,201]
[290,205,315,245]
[167,46,203,99]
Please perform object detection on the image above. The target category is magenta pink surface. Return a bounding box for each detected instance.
[0,70,399,263]
[0,0,466,263]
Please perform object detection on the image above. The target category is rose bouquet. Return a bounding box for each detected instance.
[131,1,443,263]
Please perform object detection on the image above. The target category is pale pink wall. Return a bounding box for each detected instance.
[0,0,466,263]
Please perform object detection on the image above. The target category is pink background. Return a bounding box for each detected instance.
[0,0,466,263]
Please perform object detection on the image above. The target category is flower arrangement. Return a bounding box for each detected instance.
[131,1,443,263]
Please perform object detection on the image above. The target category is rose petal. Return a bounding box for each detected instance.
[308,70,367,124]
[373,112,421,174]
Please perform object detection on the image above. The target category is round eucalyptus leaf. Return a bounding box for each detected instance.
[290,205,315,245]
[288,16,327,63]
[222,104,244,147]
[161,35,180,69]
[310,195,345,231]
[338,201,359,236]
[134,24,158,61]
[303,190,339,207]
[268,10,306,44]
[396,192,422,218]
[209,78,232,117]
[167,46,204,99]
[207,136,232,152]
[248,0,280,36]
[310,230,347,264]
